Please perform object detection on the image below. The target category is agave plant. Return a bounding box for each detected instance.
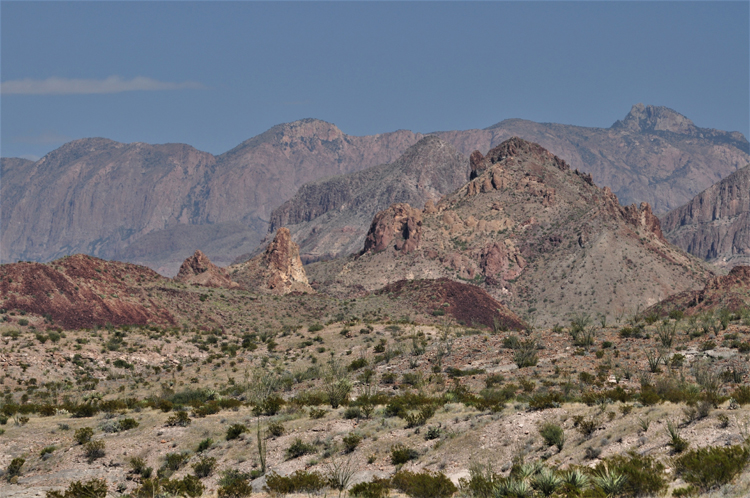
[530,467,563,497]
[563,469,590,493]
[494,478,533,498]
[513,461,543,480]
[592,465,626,497]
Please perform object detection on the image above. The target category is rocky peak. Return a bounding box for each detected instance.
[361,203,423,255]
[174,250,238,288]
[620,202,666,241]
[612,103,697,135]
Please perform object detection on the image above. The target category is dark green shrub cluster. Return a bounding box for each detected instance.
[267,421,285,437]
[403,405,436,428]
[84,440,105,463]
[539,422,565,451]
[165,410,191,427]
[253,395,284,416]
[74,427,94,444]
[391,470,457,498]
[528,391,564,411]
[226,424,247,441]
[675,444,750,491]
[596,452,667,497]
[343,432,362,453]
[161,475,205,497]
[217,470,253,498]
[349,477,391,498]
[164,452,190,471]
[46,479,107,498]
[192,456,216,478]
[6,457,24,481]
[285,438,316,459]
[265,470,327,495]
[390,444,419,465]
[197,437,213,453]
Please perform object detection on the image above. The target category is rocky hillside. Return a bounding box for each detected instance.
[2,106,746,275]
[307,138,714,325]
[661,165,750,271]
[0,122,422,275]
[266,136,470,263]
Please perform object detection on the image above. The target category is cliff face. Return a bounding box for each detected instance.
[307,137,713,325]
[660,165,750,270]
[174,250,239,288]
[265,136,469,263]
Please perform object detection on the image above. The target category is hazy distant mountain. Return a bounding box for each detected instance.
[661,165,750,271]
[1,105,746,275]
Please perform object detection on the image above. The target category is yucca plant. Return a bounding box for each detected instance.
[494,478,533,498]
[592,466,626,497]
[530,467,563,497]
[563,469,590,493]
[666,419,689,453]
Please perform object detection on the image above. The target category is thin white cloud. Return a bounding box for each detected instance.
[1,76,206,95]
[13,132,71,144]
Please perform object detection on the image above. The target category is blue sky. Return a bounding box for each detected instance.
[2,1,748,160]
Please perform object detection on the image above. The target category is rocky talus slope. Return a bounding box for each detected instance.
[264,136,470,263]
[307,137,713,325]
[661,165,750,271]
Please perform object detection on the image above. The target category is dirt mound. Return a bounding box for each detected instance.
[376,278,526,330]
[648,265,750,316]
[0,254,175,329]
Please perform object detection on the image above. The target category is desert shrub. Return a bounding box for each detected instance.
[39,404,57,417]
[539,422,565,451]
[349,358,368,371]
[192,456,216,478]
[343,406,362,420]
[286,438,316,459]
[118,417,139,431]
[343,432,362,453]
[390,444,419,465]
[308,323,324,332]
[129,456,148,475]
[425,426,441,440]
[485,373,505,388]
[162,475,205,497]
[226,424,247,441]
[265,470,327,495]
[666,420,689,453]
[165,410,191,427]
[218,470,253,498]
[46,479,107,498]
[164,452,190,471]
[528,391,564,411]
[84,440,106,462]
[513,339,538,368]
[267,421,285,437]
[572,415,598,438]
[349,477,391,498]
[403,405,436,428]
[253,395,284,416]
[674,444,750,491]
[599,452,667,497]
[309,407,328,419]
[457,462,499,498]
[384,393,444,418]
[6,457,24,481]
[391,470,457,498]
[731,385,750,405]
[74,426,94,444]
[197,438,213,453]
[71,403,99,418]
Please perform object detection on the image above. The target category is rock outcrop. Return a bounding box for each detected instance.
[230,228,313,295]
[361,203,423,255]
[661,165,750,270]
[174,250,239,288]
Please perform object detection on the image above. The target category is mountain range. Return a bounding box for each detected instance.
[1,104,747,275]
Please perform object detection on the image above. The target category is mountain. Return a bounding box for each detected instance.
[306,137,713,325]
[0,122,422,275]
[660,165,750,271]
[2,105,746,275]
[435,104,749,214]
[265,136,470,263]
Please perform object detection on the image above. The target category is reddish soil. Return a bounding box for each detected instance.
[377,278,526,330]
[0,254,175,329]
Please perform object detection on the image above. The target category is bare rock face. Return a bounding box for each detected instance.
[620,202,665,241]
[661,165,750,270]
[230,228,312,295]
[360,203,423,255]
[174,250,239,288]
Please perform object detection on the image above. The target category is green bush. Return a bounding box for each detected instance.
[6,457,24,481]
[74,427,94,444]
[118,418,139,431]
[218,470,253,498]
[84,440,106,463]
[165,410,191,427]
[40,446,56,457]
[675,444,750,491]
[192,456,216,478]
[197,437,213,453]
[390,444,419,465]
[129,456,148,475]
[349,477,391,498]
[285,438,316,459]
[267,421,285,437]
[343,432,362,453]
[226,424,247,441]
[46,479,107,498]
[164,452,190,471]
[391,470,457,498]
[71,403,99,418]
[162,475,205,497]
[253,395,284,416]
[528,391,564,411]
[599,452,666,497]
[265,470,327,495]
[539,422,565,451]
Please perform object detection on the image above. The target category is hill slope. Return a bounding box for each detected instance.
[307,138,713,325]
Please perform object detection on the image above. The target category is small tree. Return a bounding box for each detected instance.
[323,359,352,409]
